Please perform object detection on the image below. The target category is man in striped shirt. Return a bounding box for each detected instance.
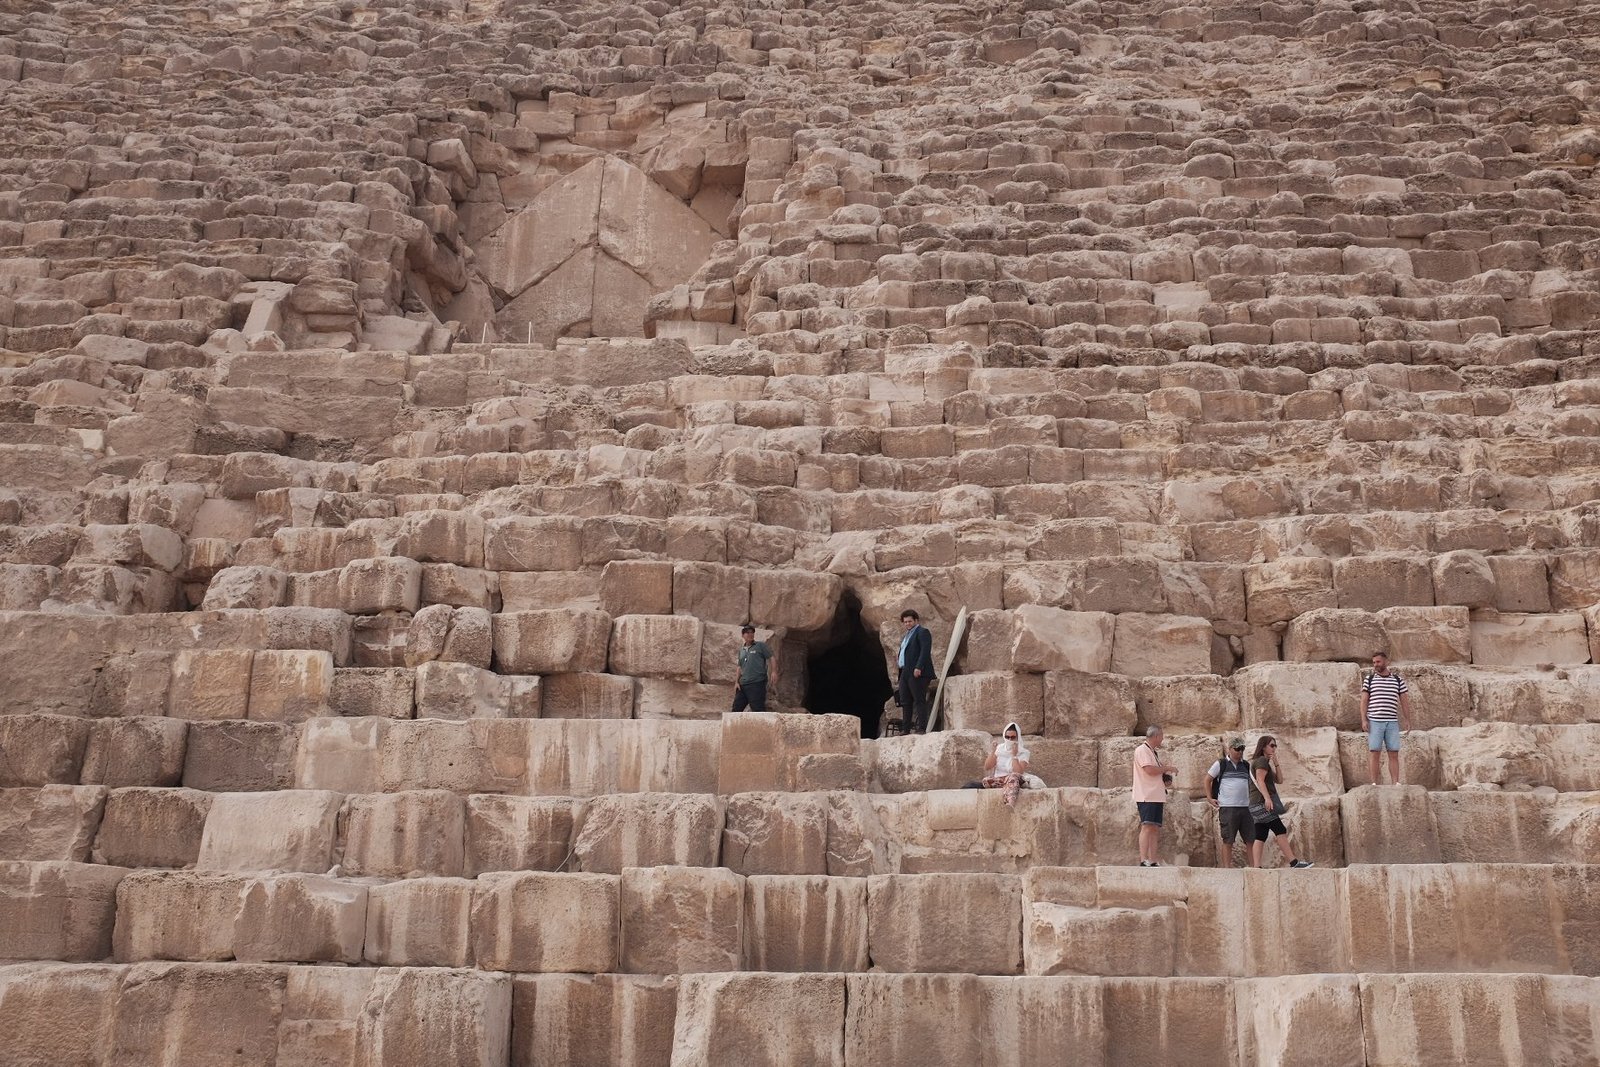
[1361,650,1412,785]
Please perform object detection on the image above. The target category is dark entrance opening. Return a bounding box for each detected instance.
[802,591,894,739]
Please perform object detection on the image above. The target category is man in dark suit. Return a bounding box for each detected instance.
[895,609,935,733]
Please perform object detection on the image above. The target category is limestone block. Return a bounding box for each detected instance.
[1471,613,1591,666]
[1489,555,1552,613]
[275,956,375,1064]
[717,712,860,794]
[0,860,127,961]
[466,795,581,876]
[599,559,674,616]
[1236,975,1364,1067]
[80,716,188,787]
[202,565,287,610]
[415,660,540,719]
[1332,555,1434,610]
[110,962,289,1067]
[168,649,253,720]
[0,715,89,785]
[331,667,415,718]
[1236,662,1363,730]
[1111,613,1213,677]
[868,732,991,793]
[364,878,474,966]
[748,570,842,630]
[234,873,367,964]
[610,614,704,680]
[1135,675,1239,732]
[1431,550,1497,608]
[721,792,830,876]
[1241,868,1349,978]
[472,871,619,973]
[1359,973,1554,1067]
[493,609,611,673]
[339,556,422,615]
[1430,791,1555,865]
[1042,670,1137,738]
[113,870,248,961]
[183,723,299,796]
[294,717,383,793]
[354,968,511,1067]
[1281,608,1385,663]
[0,784,107,862]
[1025,739,1100,789]
[1245,558,1334,625]
[632,677,734,720]
[420,563,499,611]
[1340,785,1441,864]
[197,790,342,872]
[377,719,538,795]
[744,874,869,972]
[89,650,173,718]
[672,973,846,1067]
[0,962,124,1067]
[619,865,744,973]
[1549,549,1600,610]
[942,672,1045,735]
[572,793,724,874]
[672,562,751,625]
[1377,606,1472,664]
[91,786,210,868]
[510,973,679,1067]
[867,873,1022,974]
[343,790,466,878]
[248,649,334,721]
[1010,604,1114,673]
[541,672,634,718]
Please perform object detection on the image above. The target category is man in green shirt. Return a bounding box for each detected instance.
[732,624,776,713]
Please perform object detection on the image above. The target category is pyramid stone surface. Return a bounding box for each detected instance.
[4,0,1600,1062]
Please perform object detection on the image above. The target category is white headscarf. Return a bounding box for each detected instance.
[996,721,1030,772]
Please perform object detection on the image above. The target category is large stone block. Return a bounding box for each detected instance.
[1010,604,1114,673]
[182,721,298,791]
[484,516,583,572]
[1470,613,1591,666]
[1281,608,1385,663]
[415,660,540,719]
[1358,973,1555,1067]
[1245,558,1334,625]
[168,649,253,720]
[942,672,1045,735]
[1339,785,1441,864]
[248,649,334,721]
[510,973,679,1067]
[0,860,127,961]
[354,968,511,1067]
[331,667,416,718]
[672,973,846,1067]
[744,874,869,972]
[1135,675,1239,732]
[234,873,367,964]
[0,715,90,785]
[1377,605,1472,664]
[113,870,248,961]
[1235,662,1362,730]
[80,716,188,787]
[110,962,288,1067]
[599,559,674,616]
[572,792,724,873]
[0,962,124,1067]
[867,873,1022,974]
[364,878,475,967]
[619,865,744,974]
[748,569,842,631]
[0,784,106,862]
[91,786,210,868]
[472,871,618,973]
[1043,670,1137,738]
[721,792,830,876]
[1332,555,1434,610]
[672,561,750,625]
[196,790,342,872]
[492,609,611,673]
[1111,613,1213,677]
[343,789,466,878]
[717,712,861,793]
[610,614,704,680]
[1235,975,1365,1067]
[465,794,581,876]
[541,672,635,718]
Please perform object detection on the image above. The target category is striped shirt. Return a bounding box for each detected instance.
[1363,671,1407,721]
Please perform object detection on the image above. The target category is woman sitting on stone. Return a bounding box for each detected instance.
[962,721,1045,806]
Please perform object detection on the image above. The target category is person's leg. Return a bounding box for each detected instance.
[745,680,768,713]
[731,684,750,714]
[1216,826,1233,868]
[895,673,914,729]
[1274,831,1296,863]
[1252,823,1269,867]
[1138,822,1154,863]
[1368,749,1382,785]
[1387,724,1403,785]
[1367,720,1384,784]
[911,675,932,731]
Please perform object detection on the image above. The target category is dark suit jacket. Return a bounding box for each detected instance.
[901,625,935,676]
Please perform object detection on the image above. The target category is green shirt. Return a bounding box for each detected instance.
[737,641,772,684]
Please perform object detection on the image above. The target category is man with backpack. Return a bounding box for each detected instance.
[1205,738,1253,868]
[1361,650,1412,785]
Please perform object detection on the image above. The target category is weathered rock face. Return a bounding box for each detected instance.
[4,0,1600,1059]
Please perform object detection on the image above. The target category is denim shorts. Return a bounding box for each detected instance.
[1367,719,1401,752]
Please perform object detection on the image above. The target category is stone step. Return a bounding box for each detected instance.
[6,782,1599,875]
[0,961,1595,1067]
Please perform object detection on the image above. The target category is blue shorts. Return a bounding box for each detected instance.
[1368,720,1401,752]
[1136,801,1164,826]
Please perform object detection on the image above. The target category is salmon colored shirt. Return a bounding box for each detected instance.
[1132,743,1166,803]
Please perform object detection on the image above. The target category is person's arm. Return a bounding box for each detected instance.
[1138,750,1166,777]
[913,629,929,678]
[766,645,777,687]
[1399,690,1411,731]
[1013,757,1029,774]
[984,748,998,772]
[1255,767,1274,811]
[1360,685,1370,731]
[1205,765,1220,808]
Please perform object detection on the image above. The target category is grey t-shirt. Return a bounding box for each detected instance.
[1207,758,1251,807]
[737,641,772,684]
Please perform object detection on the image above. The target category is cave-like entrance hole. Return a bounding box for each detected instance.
[801,590,894,739]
